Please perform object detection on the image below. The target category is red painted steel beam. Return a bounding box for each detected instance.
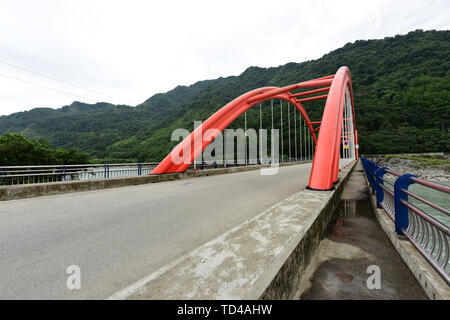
[297,94,328,103]
[291,87,330,98]
[246,79,332,104]
[311,74,335,81]
[308,66,356,190]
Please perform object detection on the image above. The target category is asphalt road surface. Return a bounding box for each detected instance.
[0,163,311,299]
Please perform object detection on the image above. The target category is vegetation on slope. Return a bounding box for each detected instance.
[0,133,89,165]
[0,29,448,163]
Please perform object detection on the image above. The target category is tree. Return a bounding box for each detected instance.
[0,133,89,166]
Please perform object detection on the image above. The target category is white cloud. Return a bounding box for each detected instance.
[0,0,448,115]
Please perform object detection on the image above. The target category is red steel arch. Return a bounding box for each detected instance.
[308,66,357,190]
[151,66,357,191]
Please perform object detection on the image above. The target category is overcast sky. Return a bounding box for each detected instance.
[0,0,448,116]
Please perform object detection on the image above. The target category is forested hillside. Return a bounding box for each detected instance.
[0,133,89,165]
[0,29,448,163]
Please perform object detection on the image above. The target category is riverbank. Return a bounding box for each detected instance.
[367,154,449,182]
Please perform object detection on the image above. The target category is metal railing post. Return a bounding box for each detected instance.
[104,164,110,178]
[362,158,370,184]
[393,174,416,235]
[375,167,388,207]
[0,167,5,185]
[366,161,378,194]
[361,157,367,175]
[363,158,371,185]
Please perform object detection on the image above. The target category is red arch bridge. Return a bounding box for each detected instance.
[3,66,449,300]
[152,66,359,190]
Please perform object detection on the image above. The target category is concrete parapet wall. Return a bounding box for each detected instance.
[109,162,357,300]
[361,169,450,300]
[0,161,308,202]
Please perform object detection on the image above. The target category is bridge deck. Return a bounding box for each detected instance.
[0,163,311,299]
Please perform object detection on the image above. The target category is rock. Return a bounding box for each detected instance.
[371,157,449,182]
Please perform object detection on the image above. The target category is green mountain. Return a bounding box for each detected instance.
[1,29,449,163]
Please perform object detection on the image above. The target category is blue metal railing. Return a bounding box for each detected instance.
[0,158,312,186]
[0,162,160,185]
[361,157,450,285]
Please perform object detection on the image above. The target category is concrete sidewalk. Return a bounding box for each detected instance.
[294,161,428,300]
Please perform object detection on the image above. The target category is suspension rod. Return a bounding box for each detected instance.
[244,111,247,165]
[288,103,291,161]
[280,100,283,163]
[259,103,262,163]
[299,113,302,161]
[294,106,297,161]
